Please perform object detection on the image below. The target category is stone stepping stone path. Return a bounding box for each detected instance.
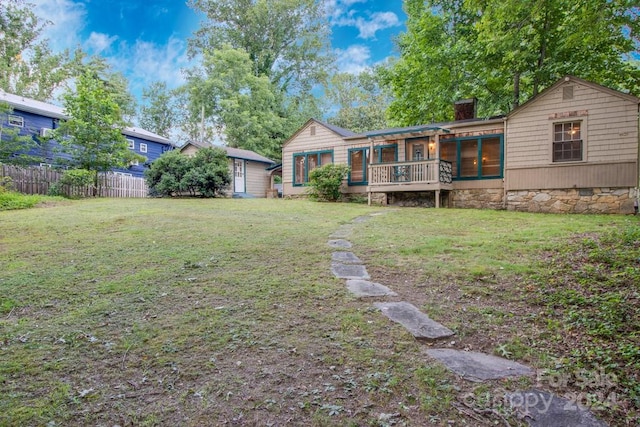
[327,239,352,249]
[331,251,362,264]
[346,279,397,298]
[326,213,607,426]
[425,348,533,382]
[375,302,454,341]
[331,263,370,280]
[507,390,607,427]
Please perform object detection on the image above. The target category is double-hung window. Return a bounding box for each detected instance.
[553,121,582,162]
[127,138,135,149]
[293,150,333,185]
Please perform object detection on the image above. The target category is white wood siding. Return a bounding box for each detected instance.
[507,80,639,176]
[282,121,358,195]
[245,161,270,197]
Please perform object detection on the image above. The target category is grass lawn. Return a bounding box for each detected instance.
[0,198,638,426]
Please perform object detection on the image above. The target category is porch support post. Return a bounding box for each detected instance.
[435,190,441,208]
[367,137,374,206]
[434,133,440,159]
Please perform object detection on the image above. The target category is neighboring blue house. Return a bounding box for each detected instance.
[0,91,175,178]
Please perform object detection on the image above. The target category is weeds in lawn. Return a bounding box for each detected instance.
[1,199,637,425]
[533,225,640,423]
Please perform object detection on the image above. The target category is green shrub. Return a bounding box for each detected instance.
[48,169,96,197]
[307,164,350,202]
[145,147,231,197]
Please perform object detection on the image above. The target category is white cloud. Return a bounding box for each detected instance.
[327,0,401,40]
[334,45,371,74]
[33,0,87,52]
[353,12,400,39]
[85,32,119,55]
[126,37,193,92]
[324,0,368,20]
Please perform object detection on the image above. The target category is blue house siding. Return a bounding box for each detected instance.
[114,134,173,177]
[1,93,174,178]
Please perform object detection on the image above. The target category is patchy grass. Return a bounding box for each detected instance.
[0,189,64,211]
[0,199,637,426]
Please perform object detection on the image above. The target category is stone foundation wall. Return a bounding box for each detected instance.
[506,187,636,214]
[450,188,504,210]
[387,191,436,207]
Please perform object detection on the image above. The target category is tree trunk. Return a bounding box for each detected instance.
[512,72,521,110]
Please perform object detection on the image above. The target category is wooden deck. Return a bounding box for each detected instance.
[367,159,453,193]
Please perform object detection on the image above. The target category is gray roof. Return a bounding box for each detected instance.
[0,90,174,146]
[312,119,358,137]
[180,141,275,165]
[222,146,275,165]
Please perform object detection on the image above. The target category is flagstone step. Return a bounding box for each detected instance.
[425,348,533,382]
[346,279,397,298]
[507,389,608,427]
[375,301,454,341]
[331,251,363,264]
[327,239,352,249]
[331,263,370,280]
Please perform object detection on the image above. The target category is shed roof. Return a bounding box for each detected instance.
[0,90,175,146]
[180,141,275,165]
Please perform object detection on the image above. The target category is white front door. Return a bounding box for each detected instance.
[234,159,245,193]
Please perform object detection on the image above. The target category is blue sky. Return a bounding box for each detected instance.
[34,0,407,101]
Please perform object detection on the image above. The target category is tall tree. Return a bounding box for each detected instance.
[188,0,333,93]
[326,69,391,133]
[185,0,331,155]
[54,70,143,189]
[78,56,137,122]
[383,0,640,126]
[184,46,286,160]
[0,0,77,101]
[139,81,176,138]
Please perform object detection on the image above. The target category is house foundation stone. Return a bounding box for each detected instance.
[450,188,504,210]
[507,188,634,214]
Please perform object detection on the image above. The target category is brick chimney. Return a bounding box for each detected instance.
[454,98,477,121]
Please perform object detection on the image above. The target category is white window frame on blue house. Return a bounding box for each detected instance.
[127,138,135,149]
[140,143,148,153]
[8,115,24,127]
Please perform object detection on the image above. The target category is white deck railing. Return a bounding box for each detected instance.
[368,160,452,186]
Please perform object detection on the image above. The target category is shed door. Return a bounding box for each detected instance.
[234,159,245,193]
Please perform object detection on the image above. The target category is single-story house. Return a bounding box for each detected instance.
[0,91,175,178]
[180,141,278,198]
[282,76,639,214]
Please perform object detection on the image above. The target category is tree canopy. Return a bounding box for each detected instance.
[183,0,331,159]
[326,69,391,133]
[188,0,332,93]
[383,0,640,126]
[139,81,176,139]
[55,70,142,178]
[145,147,231,197]
[0,0,78,101]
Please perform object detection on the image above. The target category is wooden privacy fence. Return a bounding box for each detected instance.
[0,164,149,198]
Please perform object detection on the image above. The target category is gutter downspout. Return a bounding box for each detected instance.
[503,116,508,210]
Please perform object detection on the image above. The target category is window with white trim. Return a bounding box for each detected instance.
[8,115,24,127]
[127,138,135,149]
[140,143,147,153]
[553,121,582,162]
